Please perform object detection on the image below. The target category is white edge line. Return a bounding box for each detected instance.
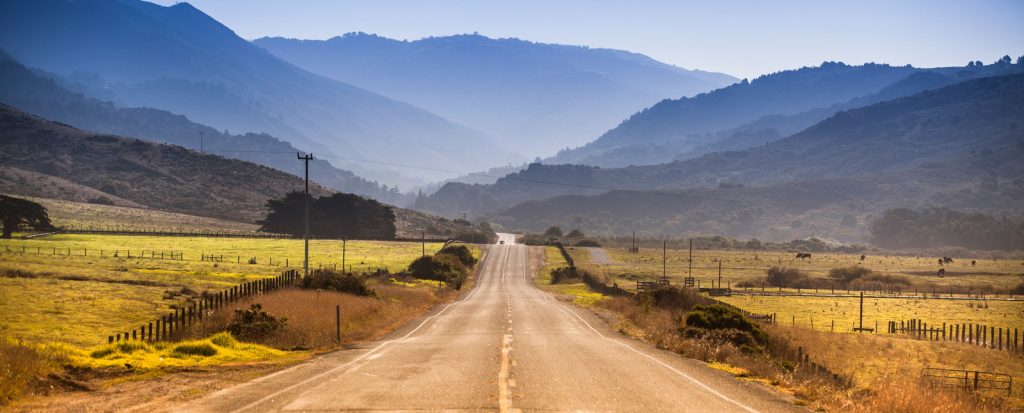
[222,246,499,413]
[522,245,760,413]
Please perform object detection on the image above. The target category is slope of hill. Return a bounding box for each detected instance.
[492,148,1024,242]
[0,0,512,185]
[416,73,1024,219]
[549,62,922,166]
[254,33,736,155]
[0,52,409,205]
[0,104,334,223]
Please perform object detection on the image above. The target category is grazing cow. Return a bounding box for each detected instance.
[937,268,946,277]
[971,260,976,266]
[795,253,812,259]
[860,255,866,261]
[938,258,944,266]
[942,257,954,264]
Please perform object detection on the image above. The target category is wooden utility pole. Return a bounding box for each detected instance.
[688,238,693,279]
[859,291,865,333]
[718,261,722,289]
[342,239,346,273]
[298,153,313,279]
[662,240,667,281]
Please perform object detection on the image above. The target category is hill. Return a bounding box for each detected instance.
[0,52,409,205]
[548,61,921,166]
[0,105,490,239]
[0,0,512,185]
[491,150,1024,242]
[416,73,1024,224]
[254,33,736,155]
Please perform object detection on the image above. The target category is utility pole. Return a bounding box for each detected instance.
[718,261,722,289]
[576,217,582,233]
[298,152,313,279]
[342,239,346,273]
[688,238,693,279]
[421,232,426,257]
[858,291,865,333]
[662,240,667,282]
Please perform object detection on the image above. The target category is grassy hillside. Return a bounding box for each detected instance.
[0,104,332,223]
[0,52,408,205]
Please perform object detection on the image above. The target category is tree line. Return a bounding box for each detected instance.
[870,208,1024,251]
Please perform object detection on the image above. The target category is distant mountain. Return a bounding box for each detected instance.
[254,33,737,156]
[416,73,1024,222]
[0,104,487,238]
[550,62,923,166]
[492,149,1024,242]
[0,52,410,205]
[0,0,513,186]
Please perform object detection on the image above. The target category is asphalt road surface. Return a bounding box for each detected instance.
[182,233,801,412]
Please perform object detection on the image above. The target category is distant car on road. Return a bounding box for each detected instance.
[499,240,505,244]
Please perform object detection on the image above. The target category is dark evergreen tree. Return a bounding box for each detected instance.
[0,195,55,238]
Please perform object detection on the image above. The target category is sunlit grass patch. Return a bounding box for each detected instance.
[67,332,297,370]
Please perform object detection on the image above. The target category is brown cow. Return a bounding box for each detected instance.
[937,268,946,277]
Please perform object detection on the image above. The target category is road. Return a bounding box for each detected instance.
[182,233,801,412]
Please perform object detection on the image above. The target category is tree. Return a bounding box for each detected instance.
[258,192,396,239]
[543,226,563,238]
[0,195,55,238]
[566,229,584,238]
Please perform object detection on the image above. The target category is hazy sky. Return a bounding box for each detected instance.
[153,0,1023,79]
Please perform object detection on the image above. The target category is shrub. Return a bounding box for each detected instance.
[544,226,563,238]
[87,196,115,205]
[438,245,477,267]
[171,342,218,357]
[550,267,583,284]
[828,266,873,285]
[227,304,287,341]
[684,304,767,345]
[301,270,375,296]
[409,254,468,289]
[639,287,708,311]
[575,239,601,247]
[766,266,805,287]
[519,233,549,245]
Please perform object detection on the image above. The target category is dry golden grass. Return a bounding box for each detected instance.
[573,245,1024,293]
[775,327,1024,403]
[0,339,63,405]
[184,279,453,350]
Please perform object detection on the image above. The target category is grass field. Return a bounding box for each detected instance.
[570,246,1024,334]
[572,246,1024,293]
[717,295,1024,333]
[20,196,259,232]
[775,326,1024,406]
[0,234,446,346]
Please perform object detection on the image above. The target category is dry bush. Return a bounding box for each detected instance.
[843,374,1011,413]
[0,339,64,405]
[185,281,449,350]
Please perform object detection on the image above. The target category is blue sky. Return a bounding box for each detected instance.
[153,0,1023,79]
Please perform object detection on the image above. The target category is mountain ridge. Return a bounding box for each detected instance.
[0,51,410,205]
[253,32,737,155]
[416,72,1024,220]
[0,0,514,187]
